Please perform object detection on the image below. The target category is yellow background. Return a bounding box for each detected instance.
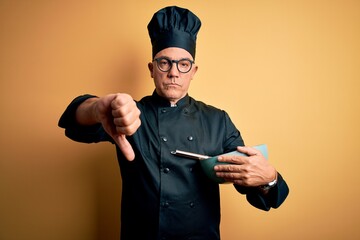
[1,1,359,239]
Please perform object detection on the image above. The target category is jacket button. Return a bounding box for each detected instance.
[161,137,168,142]
[189,202,194,208]
[187,136,194,141]
[163,168,170,173]
[161,109,167,113]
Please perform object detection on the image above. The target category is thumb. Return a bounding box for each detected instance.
[114,134,135,161]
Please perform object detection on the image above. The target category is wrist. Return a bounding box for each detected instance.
[76,97,100,125]
[259,172,278,191]
[90,98,101,124]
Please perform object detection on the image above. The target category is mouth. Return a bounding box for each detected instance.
[164,83,181,88]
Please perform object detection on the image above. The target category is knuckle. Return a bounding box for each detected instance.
[121,115,133,126]
[136,119,141,128]
[224,165,231,171]
[113,94,131,107]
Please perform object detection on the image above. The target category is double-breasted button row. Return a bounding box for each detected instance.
[160,136,194,142]
[160,108,189,114]
[161,201,194,208]
[162,166,193,173]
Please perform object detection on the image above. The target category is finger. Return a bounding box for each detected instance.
[236,146,260,156]
[217,155,247,164]
[214,164,243,172]
[113,109,141,128]
[111,93,132,111]
[216,172,250,185]
[115,135,135,161]
[112,102,135,118]
[216,172,254,186]
[216,171,241,179]
[115,118,141,136]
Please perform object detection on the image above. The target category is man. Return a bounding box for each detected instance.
[59,6,289,240]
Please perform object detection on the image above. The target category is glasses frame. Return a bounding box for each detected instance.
[153,57,195,73]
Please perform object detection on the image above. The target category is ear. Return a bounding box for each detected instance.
[148,62,154,78]
[190,65,198,80]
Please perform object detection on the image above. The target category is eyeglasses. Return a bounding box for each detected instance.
[153,57,194,73]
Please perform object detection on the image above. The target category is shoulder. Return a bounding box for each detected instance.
[135,95,153,109]
[189,96,226,115]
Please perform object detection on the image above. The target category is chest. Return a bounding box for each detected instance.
[142,106,224,157]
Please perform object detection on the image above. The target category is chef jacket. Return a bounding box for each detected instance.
[59,91,289,240]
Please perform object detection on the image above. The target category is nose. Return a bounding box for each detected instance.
[167,62,180,78]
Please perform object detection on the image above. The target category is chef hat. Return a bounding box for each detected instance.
[147,6,202,59]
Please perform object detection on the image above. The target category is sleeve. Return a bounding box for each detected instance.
[58,94,112,143]
[234,173,289,211]
[221,111,289,210]
[222,111,245,152]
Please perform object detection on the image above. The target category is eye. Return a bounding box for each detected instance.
[159,59,170,66]
[178,59,192,70]
[179,60,190,68]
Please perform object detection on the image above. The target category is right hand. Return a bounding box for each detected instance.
[94,93,141,161]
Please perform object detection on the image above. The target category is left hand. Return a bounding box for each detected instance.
[214,146,277,187]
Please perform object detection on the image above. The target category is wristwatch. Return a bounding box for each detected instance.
[260,177,278,191]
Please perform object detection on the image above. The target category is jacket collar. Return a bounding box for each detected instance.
[151,90,190,108]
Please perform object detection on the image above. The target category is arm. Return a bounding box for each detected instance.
[212,111,289,210]
[75,97,101,125]
[59,93,141,161]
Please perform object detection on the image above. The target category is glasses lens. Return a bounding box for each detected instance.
[177,59,192,73]
[157,58,171,72]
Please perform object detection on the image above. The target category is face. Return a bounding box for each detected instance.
[148,47,198,105]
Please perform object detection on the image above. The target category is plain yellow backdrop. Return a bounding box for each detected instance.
[1,1,359,239]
